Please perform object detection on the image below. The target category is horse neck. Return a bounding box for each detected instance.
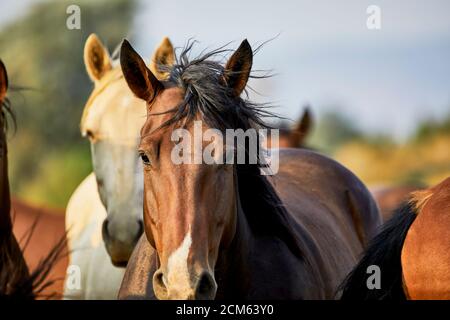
[215,165,304,297]
[214,165,320,298]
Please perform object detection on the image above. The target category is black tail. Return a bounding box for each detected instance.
[339,201,417,300]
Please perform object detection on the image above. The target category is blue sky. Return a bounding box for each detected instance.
[2,0,450,139]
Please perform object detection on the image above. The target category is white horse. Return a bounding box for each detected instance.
[64,34,174,299]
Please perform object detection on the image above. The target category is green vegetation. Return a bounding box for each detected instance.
[309,111,364,153]
[0,0,136,208]
[311,111,450,188]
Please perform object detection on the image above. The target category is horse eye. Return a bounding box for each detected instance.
[139,152,151,166]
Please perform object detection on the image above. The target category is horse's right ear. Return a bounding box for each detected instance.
[150,37,175,80]
[291,107,313,147]
[84,33,112,82]
[120,39,162,102]
[0,60,8,101]
[297,107,313,136]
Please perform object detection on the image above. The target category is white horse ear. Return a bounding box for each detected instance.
[150,37,175,80]
[84,33,112,82]
[0,60,7,101]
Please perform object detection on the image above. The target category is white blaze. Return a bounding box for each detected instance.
[167,229,192,290]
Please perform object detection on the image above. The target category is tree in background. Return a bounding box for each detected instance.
[0,0,136,207]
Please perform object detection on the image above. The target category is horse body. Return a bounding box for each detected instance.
[228,147,381,298]
[341,177,450,300]
[119,148,380,299]
[401,177,450,299]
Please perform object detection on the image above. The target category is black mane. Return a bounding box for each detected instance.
[155,41,275,132]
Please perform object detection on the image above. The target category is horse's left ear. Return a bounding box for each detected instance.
[223,39,253,97]
[150,37,175,80]
[120,39,163,102]
[0,60,8,101]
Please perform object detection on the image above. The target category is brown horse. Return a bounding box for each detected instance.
[0,60,64,299]
[117,40,381,300]
[266,106,313,149]
[340,177,450,299]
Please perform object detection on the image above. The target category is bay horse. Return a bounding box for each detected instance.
[118,39,381,299]
[340,177,450,299]
[64,34,174,299]
[0,60,64,299]
[266,106,313,149]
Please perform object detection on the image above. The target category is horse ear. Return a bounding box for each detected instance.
[223,39,253,97]
[120,39,162,102]
[291,107,313,147]
[84,33,112,82]
[150,37,175,80]
[0,60,7,101]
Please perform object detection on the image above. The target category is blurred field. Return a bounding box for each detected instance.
[310,112,450,188]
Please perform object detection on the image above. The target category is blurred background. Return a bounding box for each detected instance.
[0,0,449,209]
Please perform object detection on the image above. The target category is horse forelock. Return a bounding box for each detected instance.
[153,41,277,134]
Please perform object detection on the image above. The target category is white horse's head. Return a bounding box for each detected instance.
[81,34,174,266]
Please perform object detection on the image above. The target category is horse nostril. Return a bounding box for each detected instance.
[102,219,110,241]
[84,129,95,141]
[195,272,216,300]
[153,270,168,298]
